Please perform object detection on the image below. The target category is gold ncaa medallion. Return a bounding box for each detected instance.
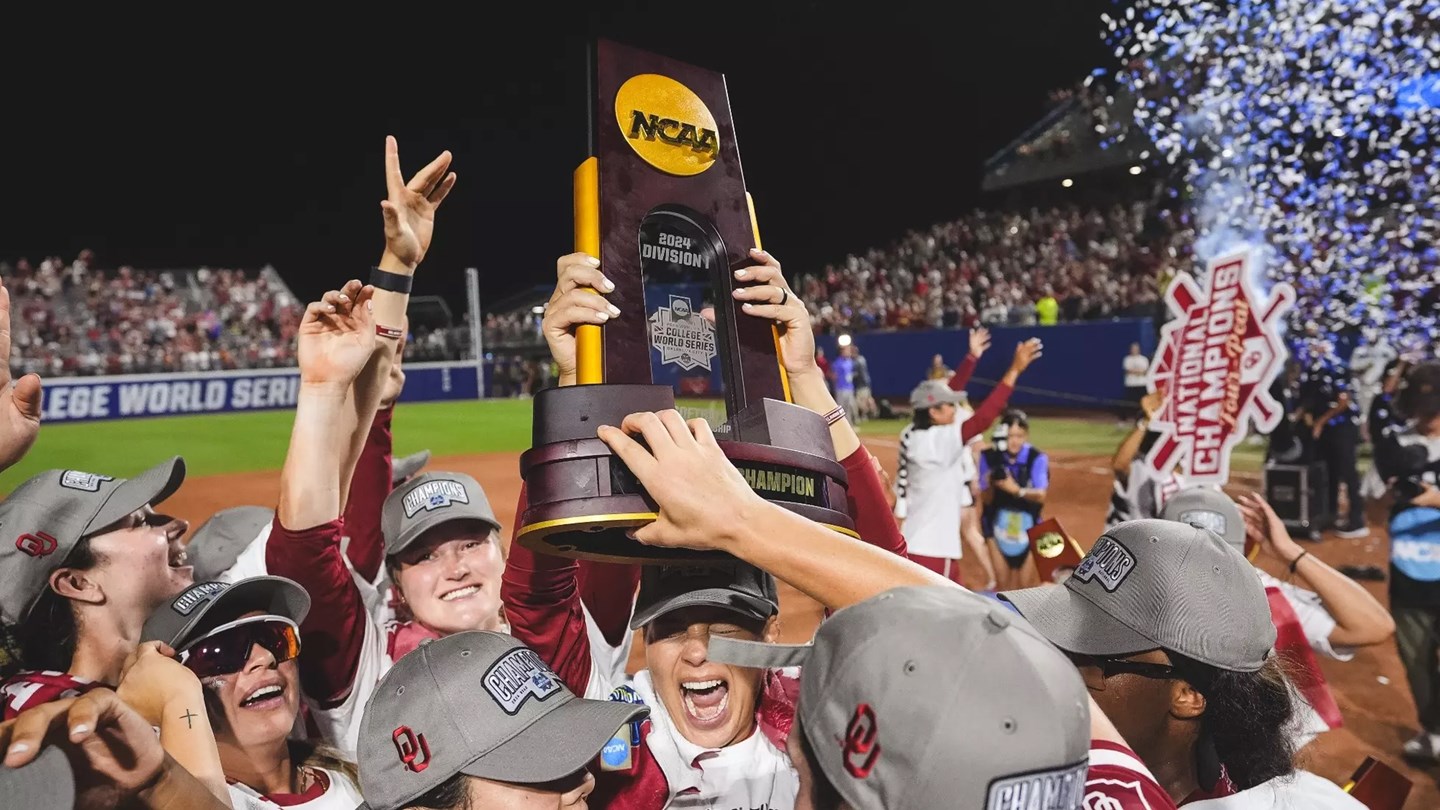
[615,74,719,176]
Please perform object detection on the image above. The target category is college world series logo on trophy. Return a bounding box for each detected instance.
[516,40,858,563]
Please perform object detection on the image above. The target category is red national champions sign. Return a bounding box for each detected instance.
[1145,248,1294,487]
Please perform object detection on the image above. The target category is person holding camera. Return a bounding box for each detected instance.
[979,410,1049,590]
[1370,361,1440,763]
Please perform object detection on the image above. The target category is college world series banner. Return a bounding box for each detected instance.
[1144,248,1296,487]
[36,361,480,423]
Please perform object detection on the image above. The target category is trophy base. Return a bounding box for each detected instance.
[517,385,856,564]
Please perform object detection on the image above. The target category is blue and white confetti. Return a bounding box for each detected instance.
[1099,0,1440,351]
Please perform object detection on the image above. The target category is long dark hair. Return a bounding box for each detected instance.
[11,538,100,675]
[1172,654,1297,790]
[911,407,936,430]
[799,725,846,810]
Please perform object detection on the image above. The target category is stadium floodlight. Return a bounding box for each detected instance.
[1061,178,1074,188]
[837,334,853,348]
[1129,165,1143,175]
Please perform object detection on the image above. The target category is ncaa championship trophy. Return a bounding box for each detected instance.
[516,39,857,562]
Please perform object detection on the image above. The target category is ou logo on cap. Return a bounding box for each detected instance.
[15,532,59,558]
[392,726,432,774]
[842,703,881,779]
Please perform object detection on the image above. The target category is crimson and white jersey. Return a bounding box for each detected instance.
[2,670,102,720]
[227,768,364,810]
[610,670,798,809]
[1086,740,1179,809]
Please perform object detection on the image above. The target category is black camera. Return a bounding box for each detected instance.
[987,422,1010,482]
[1378,440,1431,503]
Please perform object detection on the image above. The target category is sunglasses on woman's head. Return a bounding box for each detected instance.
[1065,651,1175,681]
[177,616,301,679]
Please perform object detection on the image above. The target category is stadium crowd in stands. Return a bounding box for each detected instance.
[3,252,304,377]
[801,198,1186,335]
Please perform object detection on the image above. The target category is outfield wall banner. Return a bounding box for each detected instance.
[37,362,481,423]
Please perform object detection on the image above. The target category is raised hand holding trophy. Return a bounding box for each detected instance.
[517,40,856,562]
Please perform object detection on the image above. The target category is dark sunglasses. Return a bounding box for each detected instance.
[1066,651,1176,681]
[177,616,301,679]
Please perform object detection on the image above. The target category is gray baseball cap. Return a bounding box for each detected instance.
[186,506,276,583]
[356,631,648,810]
[0,457,186,625]
[709,586,1090,809]
[0,747,75,810]
[392,449,432,486]
[630,562,780,630]
[1160,487,1246,555]
[142,576,310,649]
[909,380,964,410]
[1001,519,1275,672]
[382,472,501,558]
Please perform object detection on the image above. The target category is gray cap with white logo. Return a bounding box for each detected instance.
[1001,518,1275,672]
[708,586,1090,810]
[141,575,310,650]
[0,457,186,625]
[382,472,501,558]
[1160,487,1246,555]
[356,631,648,810]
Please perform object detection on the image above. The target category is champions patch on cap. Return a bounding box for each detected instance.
[483,648,563,715]
[1072,536,1137,592]
[403,479,470,518]
[59,471,113,492]
[1175,509,1228,537]
[984,760,1087,810]
[171,581,228,615]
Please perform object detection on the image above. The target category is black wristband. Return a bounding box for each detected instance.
[1288,550,1309,574]
[370,267,414,294]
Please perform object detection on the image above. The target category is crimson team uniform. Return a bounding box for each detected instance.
[502,445,907,808]
[2,671,102,720]
[1087,740,1180,809]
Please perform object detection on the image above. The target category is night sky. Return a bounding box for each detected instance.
[4,2,1115,315]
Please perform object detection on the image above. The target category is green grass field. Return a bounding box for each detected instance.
[0,399,1265,492]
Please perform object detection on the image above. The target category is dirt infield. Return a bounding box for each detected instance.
[168,442,1438,808]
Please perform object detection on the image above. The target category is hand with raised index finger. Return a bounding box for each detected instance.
[380,135,458,270]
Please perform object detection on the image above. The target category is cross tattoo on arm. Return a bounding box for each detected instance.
[180,709,198,729]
